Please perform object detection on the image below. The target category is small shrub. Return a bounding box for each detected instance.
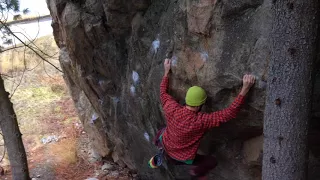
[51,84,66,94]
[13,14,22,20]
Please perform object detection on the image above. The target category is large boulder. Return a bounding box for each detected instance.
[46,0,320,179]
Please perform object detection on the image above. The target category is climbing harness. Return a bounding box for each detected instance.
[148,127,178,179]
[148,127,166,168]
[148,128,208,180]
[148,149,164,168]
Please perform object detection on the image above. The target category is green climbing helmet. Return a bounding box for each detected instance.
[185,86,207,106]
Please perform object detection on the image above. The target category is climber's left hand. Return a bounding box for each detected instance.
[164,58,171,76]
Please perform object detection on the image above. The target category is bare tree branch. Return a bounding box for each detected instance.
[0,44,24,52]
[42,60,58,80]
[6,14,59,60]
[0,132,5,163]
[1,16,41,53]
[9,45,26,98]
[0,20,63,73]
[0,145,5,163]
[11,31,59,60]
[0,73,13,78]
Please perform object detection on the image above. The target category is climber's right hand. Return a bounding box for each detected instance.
[240,74,255,96]
[164,58,171,76]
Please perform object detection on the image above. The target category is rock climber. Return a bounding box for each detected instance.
[158,58,255,179]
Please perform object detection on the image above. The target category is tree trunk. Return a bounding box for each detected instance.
[0,76,30,180]
[262,1,319,180]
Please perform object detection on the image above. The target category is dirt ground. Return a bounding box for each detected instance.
[0,35,135,180]
[0,75,133,180]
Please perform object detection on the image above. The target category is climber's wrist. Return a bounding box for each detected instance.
[164,71,170,77]
[239,87,249,96]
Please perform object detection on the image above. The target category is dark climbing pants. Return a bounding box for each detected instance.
[153,128,217,177]
[167,154,218,177]
[190,154,218,177]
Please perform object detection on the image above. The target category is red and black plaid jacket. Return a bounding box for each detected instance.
[160,76,245,161]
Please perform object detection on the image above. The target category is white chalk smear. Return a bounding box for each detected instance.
[111,97,120,104]
[144,132,150,142]
[200,51,209,62]
[90,112,99,124]
[98,99,104,105]
[111,97,120,114]
[132,71,139,84]
[130,85,136,96]
[152,39,160,54]
[171,55,178,66]
[98,80,103,86]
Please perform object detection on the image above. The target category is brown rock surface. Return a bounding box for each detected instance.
[46,0,320,179]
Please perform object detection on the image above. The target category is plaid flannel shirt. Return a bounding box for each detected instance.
[160,76,245,161]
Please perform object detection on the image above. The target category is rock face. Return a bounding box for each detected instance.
[46,0,320,179]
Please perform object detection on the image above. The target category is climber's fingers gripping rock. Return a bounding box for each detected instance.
[240,74,255,96]
[243,74,255,89]
[164,58,171,76]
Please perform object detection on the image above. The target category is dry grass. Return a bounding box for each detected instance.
[7,15,51,24]
[48,138,78,165]
[1,35,64,136]
[10,77,68,135]
[0,35,59,74]
[0,35,95,179]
